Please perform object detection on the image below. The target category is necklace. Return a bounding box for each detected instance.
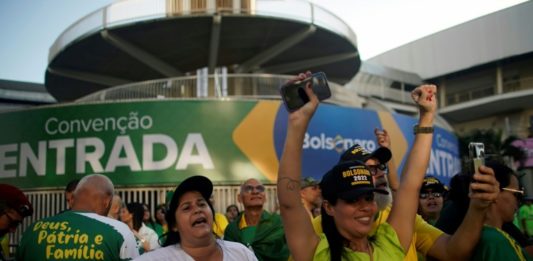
[367,241,373,261]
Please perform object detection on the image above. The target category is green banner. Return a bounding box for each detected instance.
[0,100,267,188]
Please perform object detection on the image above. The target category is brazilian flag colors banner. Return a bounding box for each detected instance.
[0,100,460,189]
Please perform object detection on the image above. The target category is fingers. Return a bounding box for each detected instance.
[470,165,500,203]
[469,191,499,202]
[477,165,495,176]
[411,84,436,101]
[304,81,319,105]
[470,182,498,194]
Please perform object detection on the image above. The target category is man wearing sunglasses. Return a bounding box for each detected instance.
[0,184,33,260]
[224,178,289,261]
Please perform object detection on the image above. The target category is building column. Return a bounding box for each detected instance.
[496,65,503,94]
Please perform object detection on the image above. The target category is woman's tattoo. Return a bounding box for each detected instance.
[278,177,300,191]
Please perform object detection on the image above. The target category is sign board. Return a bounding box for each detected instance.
[0,100,460,188]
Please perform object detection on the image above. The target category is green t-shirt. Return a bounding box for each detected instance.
[313,222,405,261]
[16,211,139,260]
[241,226,257,247]
[518,204,533,236]
[471,226,532,261]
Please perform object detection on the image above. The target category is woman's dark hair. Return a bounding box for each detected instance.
[225,204,240,221]
[155,204,167,225]
[485,161,513,189]
[126,202,145,231]
[163,192,215,246]
[225,204,239,213]
[142,203,157,228]
[321,196,344,261]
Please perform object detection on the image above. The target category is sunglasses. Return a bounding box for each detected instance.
[366,164,387,176]
[419,192,442,199]
[243,185,265,194]
[502,187,524,202]
[18,204,32,217]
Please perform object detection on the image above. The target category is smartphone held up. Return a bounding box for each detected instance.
[468,142,485,175]
[279,72,331,112]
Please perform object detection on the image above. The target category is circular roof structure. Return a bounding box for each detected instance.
[46,0,361,101]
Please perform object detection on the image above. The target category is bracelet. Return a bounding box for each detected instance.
[413,124,434,134]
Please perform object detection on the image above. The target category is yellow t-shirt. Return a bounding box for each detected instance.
[312,206,444,261]
[1,234,9,258]
[313,222,405,260]
[213,212,229,238]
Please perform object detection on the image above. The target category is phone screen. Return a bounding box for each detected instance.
[280,72,331,112]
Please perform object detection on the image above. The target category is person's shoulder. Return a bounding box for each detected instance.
[218,239,257,260]
[479,226,509,244]
[140,223,157,233]
[219,239,247,249]
[261,210,281,221]
[134,245,178,260]
[75,212,133,236]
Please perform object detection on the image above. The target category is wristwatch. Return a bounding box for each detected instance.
[413,124,434,134]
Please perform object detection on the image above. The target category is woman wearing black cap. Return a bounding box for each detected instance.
[277,72,438,261]
[418,176,446,225]
[135,175,257,260]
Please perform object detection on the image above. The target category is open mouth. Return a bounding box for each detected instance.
[426,201,440,209]
[192,217,208,227]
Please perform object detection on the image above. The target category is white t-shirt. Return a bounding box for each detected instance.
[134,239,257,261]
[139,223,161,251]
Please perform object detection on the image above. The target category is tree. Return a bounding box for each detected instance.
[458,129,525,172]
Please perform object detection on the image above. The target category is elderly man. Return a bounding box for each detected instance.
[224,178,289,261]
[0,184,33,260]
[17,174,139,260]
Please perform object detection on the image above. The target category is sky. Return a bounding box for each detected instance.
[0,0,527,84]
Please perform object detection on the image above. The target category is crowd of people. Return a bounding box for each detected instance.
[1,74,533,260]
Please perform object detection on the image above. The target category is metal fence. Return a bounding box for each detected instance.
[7,184,278,257]
[74,73,364,107]
[49,0,356,63]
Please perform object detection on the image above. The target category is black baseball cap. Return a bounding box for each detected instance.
[169,176,213,207]
[421,176,445,192]
[339,144,392,164]
[320,161,388,201]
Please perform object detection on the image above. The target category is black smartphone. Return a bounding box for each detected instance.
[468,142,485,175]
[280,72,331,112]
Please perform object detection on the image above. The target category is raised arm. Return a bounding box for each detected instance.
[428,166,499,260]
[374,128,399,195]
[277,72,320,261]
[387,85,437,251]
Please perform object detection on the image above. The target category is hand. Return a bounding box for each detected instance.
[411,84,437,115]
[469,165,500,209]
[287,71,319,127]
[374,128,391,149]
